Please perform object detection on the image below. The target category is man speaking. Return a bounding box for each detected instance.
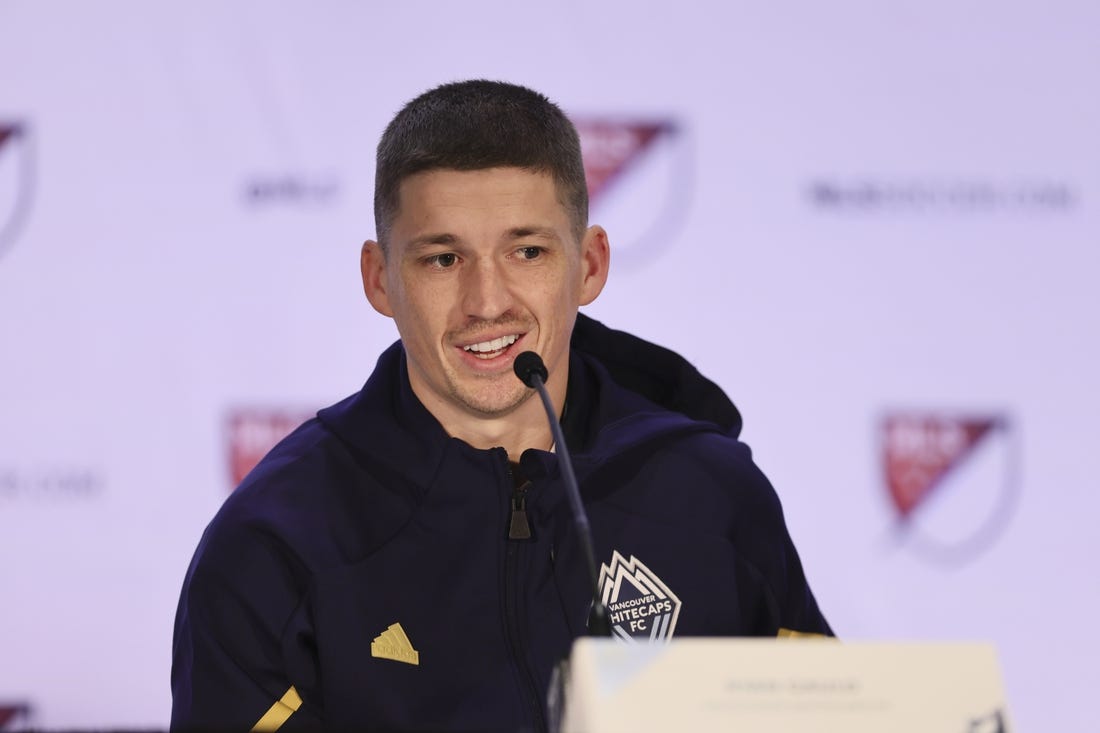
[171,79,831,732]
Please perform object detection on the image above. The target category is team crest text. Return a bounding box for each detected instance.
[597,551,681,642]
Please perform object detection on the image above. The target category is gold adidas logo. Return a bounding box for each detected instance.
[371,622,420,666]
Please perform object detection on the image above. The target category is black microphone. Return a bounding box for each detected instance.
[513,350,549,388]
[513,351,610,637]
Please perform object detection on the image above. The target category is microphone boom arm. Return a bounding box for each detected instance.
[515,352,611,637]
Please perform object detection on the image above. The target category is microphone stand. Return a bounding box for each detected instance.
[514,351,610,637]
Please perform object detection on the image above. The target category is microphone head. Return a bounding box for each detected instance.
[513,351,549,388]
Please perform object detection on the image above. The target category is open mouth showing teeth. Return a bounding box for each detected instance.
[462,334,520,360]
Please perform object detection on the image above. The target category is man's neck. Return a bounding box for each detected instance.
[450,405,555,462]
[411,376,567,463]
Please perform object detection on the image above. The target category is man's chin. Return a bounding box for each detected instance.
[454,386,535,419]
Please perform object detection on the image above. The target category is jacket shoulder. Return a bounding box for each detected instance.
[199,411,419,586]
[596,428,782,530]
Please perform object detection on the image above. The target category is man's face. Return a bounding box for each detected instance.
[361,167,608,422]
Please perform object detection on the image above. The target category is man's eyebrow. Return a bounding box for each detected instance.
[405,228,560,249]
[406,233,458,250]
[507,226,560,241]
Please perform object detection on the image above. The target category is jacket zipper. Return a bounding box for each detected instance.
[500,452,547,732]
[509,480,533,540]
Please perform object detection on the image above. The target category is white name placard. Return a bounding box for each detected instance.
[560,638,1010,732]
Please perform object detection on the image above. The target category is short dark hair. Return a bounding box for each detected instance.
[373,79,589,250]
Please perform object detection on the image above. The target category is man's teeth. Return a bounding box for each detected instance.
[463,334,519,356]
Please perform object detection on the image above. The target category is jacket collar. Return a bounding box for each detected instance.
[316,342,455,502]
[317,318,737,496]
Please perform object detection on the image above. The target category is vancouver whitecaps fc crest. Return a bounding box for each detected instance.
[597,551,681,642]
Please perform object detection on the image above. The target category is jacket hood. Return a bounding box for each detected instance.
[570,313,742,439]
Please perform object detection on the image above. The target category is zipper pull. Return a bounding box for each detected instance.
[508,481,533,540]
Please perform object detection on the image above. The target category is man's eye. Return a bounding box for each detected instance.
[427,253,458,268]
[517,247,543,260]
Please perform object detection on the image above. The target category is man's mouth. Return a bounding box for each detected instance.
[461,333,521,360]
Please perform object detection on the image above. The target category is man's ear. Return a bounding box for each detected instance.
[360,240,394,317]
[578,225,611,306]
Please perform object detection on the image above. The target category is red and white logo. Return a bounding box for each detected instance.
[225,408,316,489]
[0,702,32,730]
[0,122,33,261]
[573,118,688,271]
[881,412,1018,563]
[575,121,671,201]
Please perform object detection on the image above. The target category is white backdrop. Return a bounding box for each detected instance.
[1,1,1097,729]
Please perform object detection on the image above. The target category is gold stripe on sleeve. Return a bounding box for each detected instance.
[250,686,303,732]
[777,627,832,639]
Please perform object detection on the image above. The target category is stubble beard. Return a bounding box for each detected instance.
[443,312,537,417]
[445,370,535,418]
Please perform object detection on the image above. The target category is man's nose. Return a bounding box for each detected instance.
[461,258,514,319]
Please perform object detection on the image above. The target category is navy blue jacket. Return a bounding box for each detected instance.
[171,315,831,732]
